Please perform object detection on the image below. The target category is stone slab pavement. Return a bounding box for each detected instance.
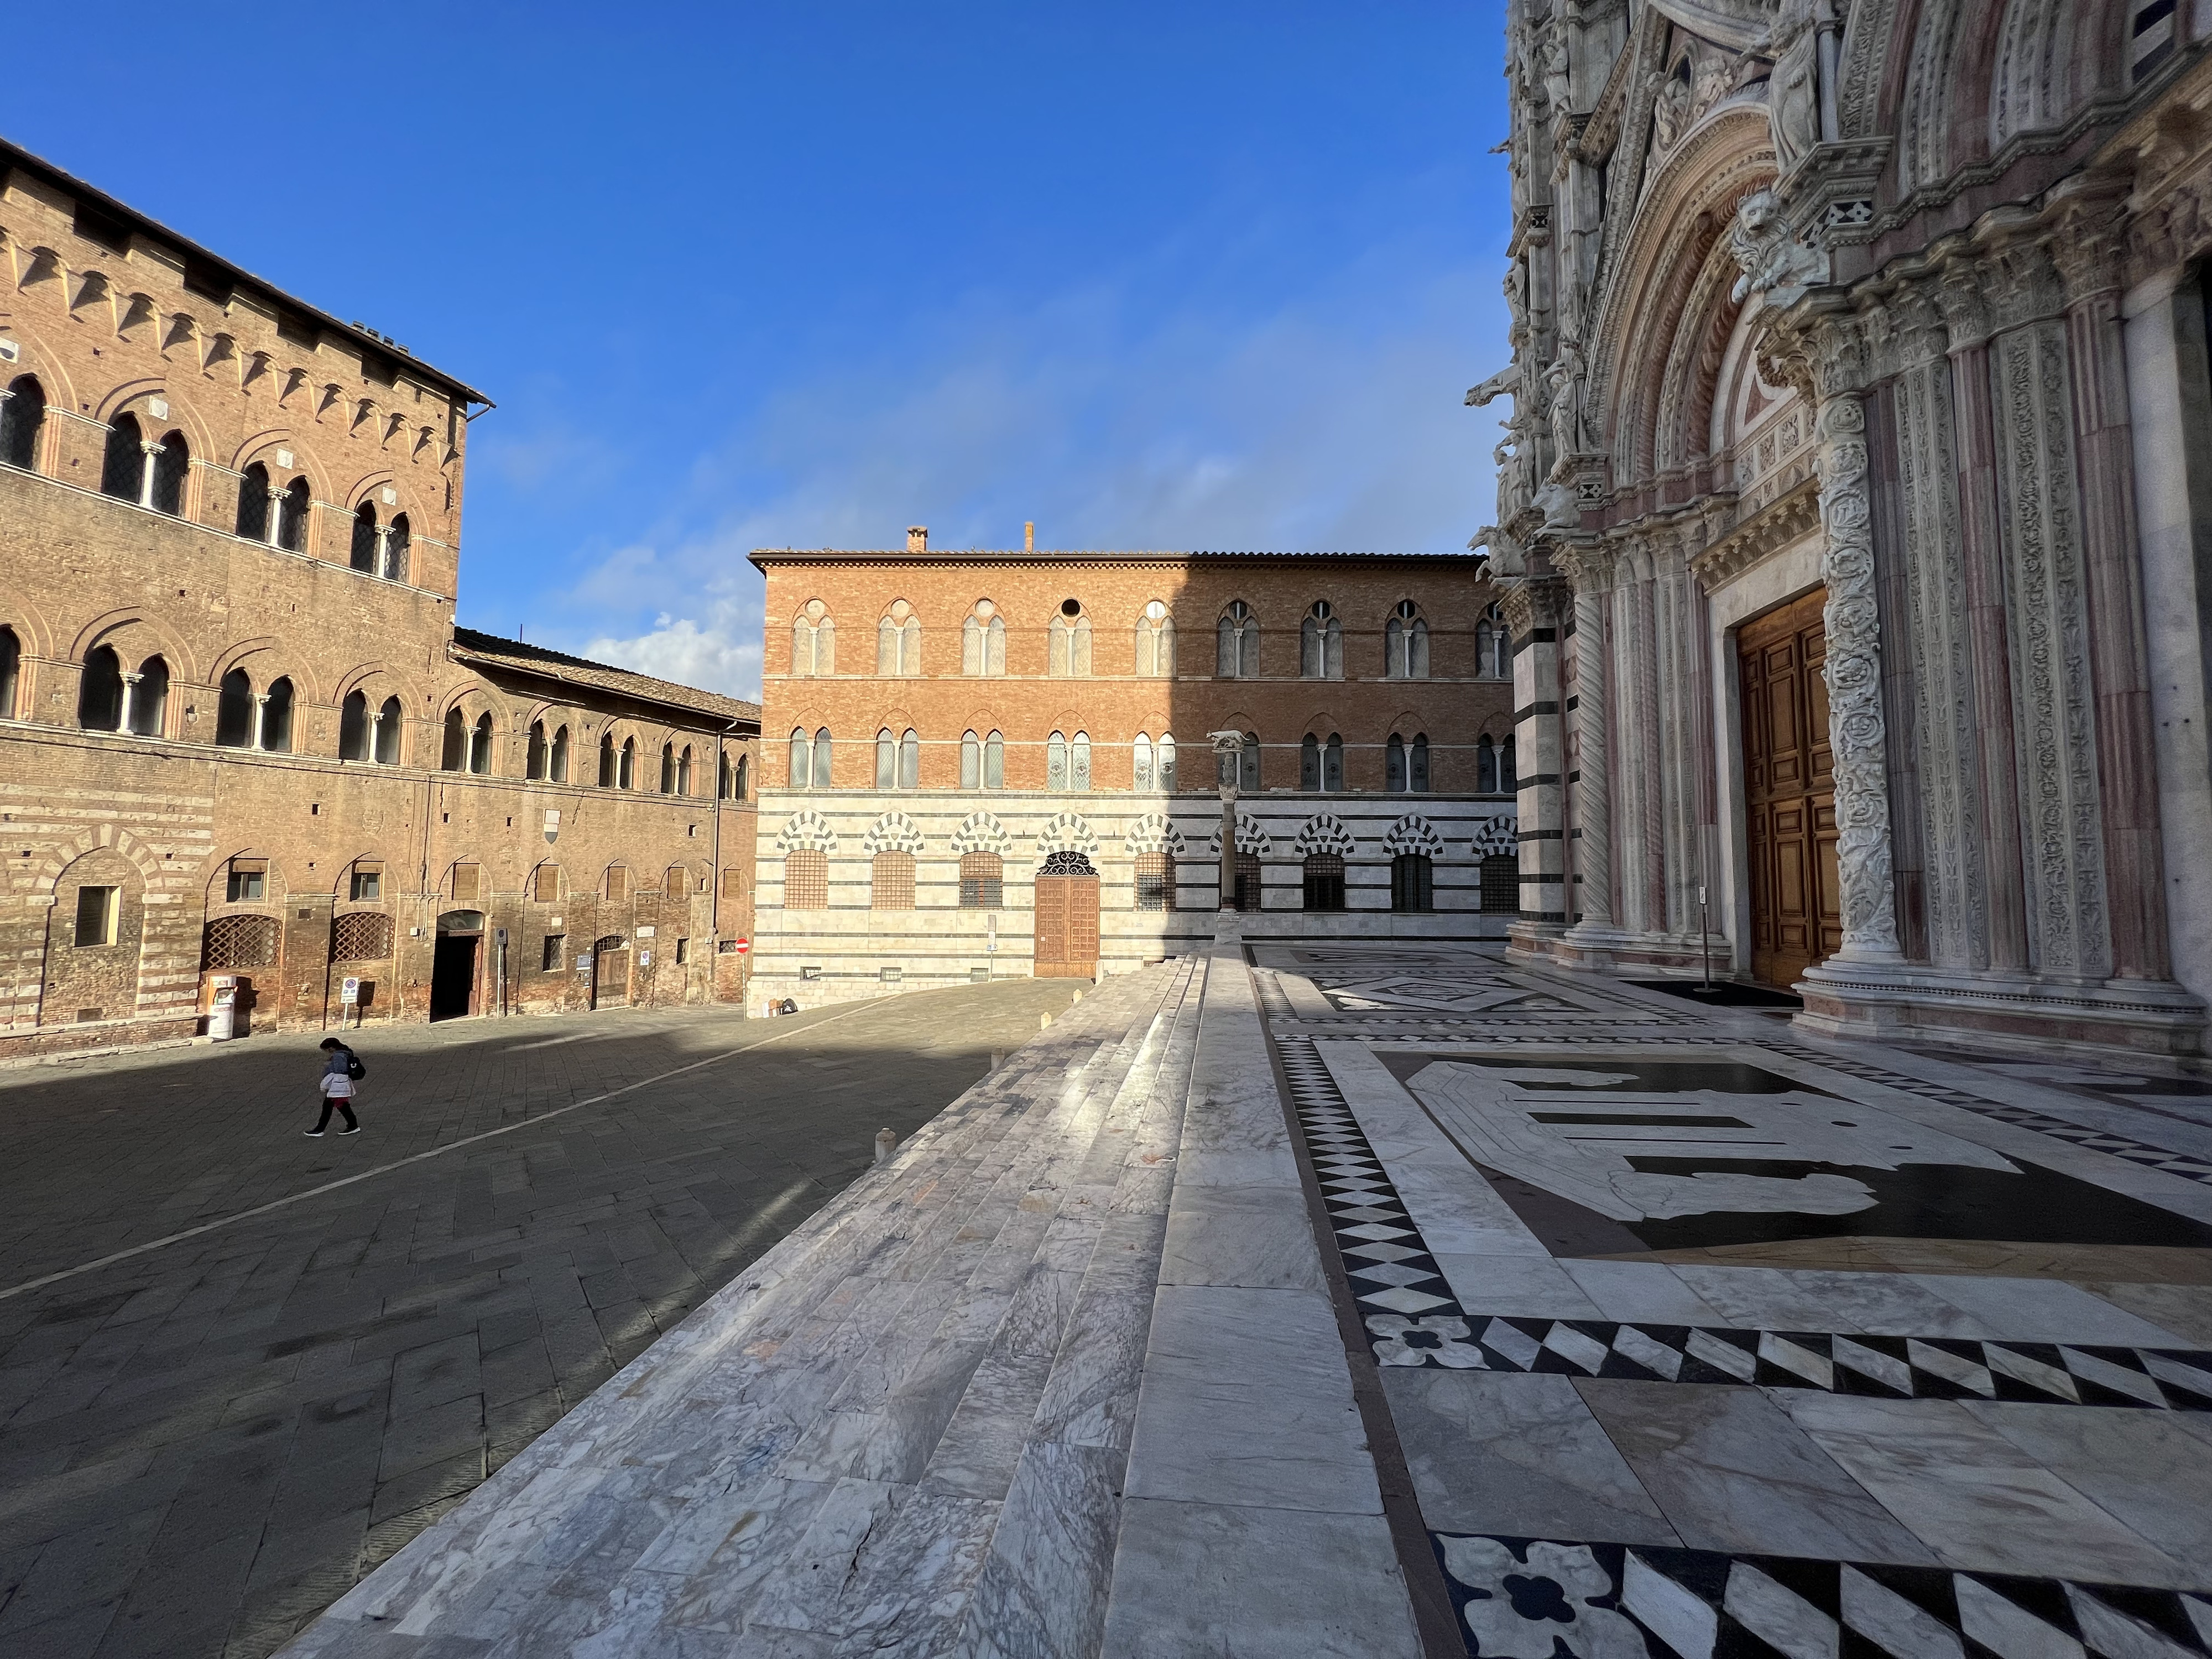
[0,984,1081,1659]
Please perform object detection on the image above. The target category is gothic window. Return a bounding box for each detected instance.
[352,503,379,572]
[1303,854,1346,911]
[900,729,919,789]
[128,656,169,736]
[619,737,637,789]
[666,864,690,900]
[1047,731,1068,791]
[677,745,693,795]
[791,601,834,676]
[604,864,630,901]
[1324,733,1344,791]
[1386,601,1429,679]
[1301,602,1342,679]
[1478,602,1510,679]
[872,851,915,910]
[1216,601,1258,678]
[1410,733,1430,792]
[1158,732,1176,792]
[733,752,748,799]
[531,864,560,902]
[100,412,143,500]
[661,742,677,793]
[1,375,46,471]
[442,707,467,770]
[1501,734,1517,792]
[385,513,410,582]
[1478,735,1498,795]
[959,851,1003,909]
[236,461,271,541]
[877,602,922,675]
[373,696,402,765]
[812,727,832,788]
[340,690,369,759]
[985,729,1004,789]
[1134,733,1154,791]
[151,434,187,515]
[1071,731,1091,790]
[1135,851,1176,911]
[876,728,893,788]
[602,730,620,787]
[962,602,1006,676]
[785,848,828,909]
[789,728,810,789]
[263,677,294,753]
[527,721,547,779]
[1,627,21,719]
[216,668,253,748]
[1391,854,1433,912]
[1136,599,1175,677]
[1048,601,1092,676]
[1386,733,1407,793]
[1481,855,1518,914]
[79,645,123,731]
[550,724,569,781]
[1301,733,1319,791]
[276,477,310,552]
[1301,733,1344,791]
[961,729,982,790]
[470,713,493,775]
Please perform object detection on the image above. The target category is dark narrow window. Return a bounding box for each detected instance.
[1,375,46,471]
[236,462,271,541]
[129,656,168,736]
[734,753,749,800]
[101,413,143,501]
[984,731,1003,789]
[263,677,294,752]
[1241,732,1260,791]
[1391,853,1433,913]
[677,746,693,795]
[619,737,636,789]
[385,513,410,582]
[351,503,378,572]
[551,724,569,782]
[1386,734,1407,792]
[1233,852,1262,912]
[1501,735,1518,793]
[340,690,369,759]
[900,729,920,789]
[526,721,547,780]
[1303,854,1346,911]
[276,478,310,552]
[151,434,187,515]
[601,731,618,786]
[661,742,677,793]
[1410,733,1430,793]
[374,695,402,764]
[1301,733,1319,791]
[215,667,253,747]
[811,728,832,789]
[1323,734,1343,791]
[441,707,467,770]
[469,712,492,774]
[1481,855,1519,914]
[1478,736,1498,794]
[78,645,123,731]
[0,626,18,719]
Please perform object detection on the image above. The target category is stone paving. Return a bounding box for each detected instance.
[0,984,1080,1659]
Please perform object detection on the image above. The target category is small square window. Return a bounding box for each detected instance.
[675,937,690,965]
[880,965,901,984]
[541,934,565,972]
[800,965,822,981]
[350,869,382,901]
[226,868,264,902]
[73,885,118,947]
[969,967,989,983]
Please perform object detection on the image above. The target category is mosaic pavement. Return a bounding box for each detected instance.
[1252,940,2212,1659]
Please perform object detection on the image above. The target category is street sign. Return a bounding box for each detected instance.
[340,976,361,1005]
[733,937,750,956]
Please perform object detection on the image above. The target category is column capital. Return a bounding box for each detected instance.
[1551,539,1615,593]
[1498,575,1569,638]
[120,670,144,686]
[1934,254,1994,352]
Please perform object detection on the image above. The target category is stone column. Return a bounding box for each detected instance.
[136,440,161,509]
[1610,540,1662,939]
[1503,576,1571,944]
[117,670,142,735]
[1937,262,2031,972]
[1806,314,1904,963]
[374,523,393,580]
[251,693,269,752]
[265,484,285,549]
[367,707,385,766]
[1559,547,1618,937]
[2054,208,2173,982]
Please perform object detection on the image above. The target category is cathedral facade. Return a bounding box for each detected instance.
[1484,0,2212,1053]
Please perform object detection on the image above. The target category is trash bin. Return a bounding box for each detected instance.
[208,974,238,1041]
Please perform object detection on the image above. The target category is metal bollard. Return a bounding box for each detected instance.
[874,1128,898,1166]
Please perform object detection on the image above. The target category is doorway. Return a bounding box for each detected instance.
[588,935,628,1010]
[1032,852,1100,979]
[430,910,485,1021]
[1739,588,1839,986]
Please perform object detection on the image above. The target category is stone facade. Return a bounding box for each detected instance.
[0,139,760,1056]
[748,544,1520,1005]
[1485,0,2212,1053]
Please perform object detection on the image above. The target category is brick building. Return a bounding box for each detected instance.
[0,138,759,1057]
[748,532,1518,1006]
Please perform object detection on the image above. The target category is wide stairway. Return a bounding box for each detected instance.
[286,958,1218,1656]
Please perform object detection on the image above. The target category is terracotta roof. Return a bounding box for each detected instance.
[450,628,760,728]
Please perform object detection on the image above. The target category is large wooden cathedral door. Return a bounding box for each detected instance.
[1740,589,1840,987]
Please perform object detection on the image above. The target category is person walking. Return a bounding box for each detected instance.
[307,1036,364,1136]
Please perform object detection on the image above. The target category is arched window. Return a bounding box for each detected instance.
[1391,854,1433,913]
[1,375,46,471]
[1477,735,1498,795]
[1410,733,1430,793]
[872,850,916,910]
[791,602,834,675]
[470,712,493,774]
[128,656,168,736]
[1386,733,1407,793]
[961,729,982,790]
[790,728,811,789]
[1136,599,1175,677]
[732,752,748,800]
[660,742,676,793]
[100,412,144,501]
[784,848,829,910]
[276,478,310,552]
[666,864,690,901]
[618,736,636,789]
[549,724,569,782]
[236,461,272,542]
[1479,602,1510,680]
[877,604,921,676]
[78,645,123,731]
[718,749,731,797]
[373,696,402,765]
[441,707,467,771]
[262,677,294,753]
[384,513,410,582]
[1303,734,1342,791]
[1048,601,1091,676]
[1217,601,1258,678]
[1136,851,1176,911]
[876,728,897,789]
[1301,602,1342,679]
[677,745,693,795]
[216,668,254,748]
[351,503,378,572]
[1159,732,1176,792]
[900,729,919,789]
[340,689,369,759]
[1134,733,1154,791]
[1501,734,1517,793]
[1303,854,1346,911]
[1301,733,1319,791]
[527,721,548,780]
[0,625,22,719]
[962,603,1006,676]
[1386,601,1429,679]
[959,852,1003,909]
[1324,733,1344,791]
[1071,731,1091,790]
[812,727,832,788]
[601,730,619,787]
[150,434,187,515]
[984,729,1004,789]
[1047,731,1068,791]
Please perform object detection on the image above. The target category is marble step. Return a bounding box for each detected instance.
[281,957,1207,1658]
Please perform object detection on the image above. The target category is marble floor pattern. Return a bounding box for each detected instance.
[1252,939,2212,1659]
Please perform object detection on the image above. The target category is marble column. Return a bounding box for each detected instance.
[251,693,269,752]
[2054,212,2173,983]
[117,670,142,736]
[1613,540,1663,939]
[1504,576,1570,937]
[136,439,162,509]
[264,484,285,549]
[1559,549,1618,937]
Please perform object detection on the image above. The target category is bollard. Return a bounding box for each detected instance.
[1039,1012,1052,1030]
[874,1128,898,1166]
[990,1050,1005,1070]
[1071,987,1083,1004]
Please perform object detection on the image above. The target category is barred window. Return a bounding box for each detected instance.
[1135,851,1176,911]
[202,913,278,969]
[540,932,565,972]
[1303,854,1345,911]
[1391,853,1434,914]
[332,911,395,961]
[1480,854,1519,914]
[872,850,916,910]
[1232,853,1262,912]
[959,851,1003,909]
[785,848,829,909]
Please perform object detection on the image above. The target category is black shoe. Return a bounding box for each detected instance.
[304,1129,325,1138]
[339,1126,361,1135]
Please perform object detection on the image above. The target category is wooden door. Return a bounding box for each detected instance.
[1032,875,1099,978]
[1740,588,1839,986]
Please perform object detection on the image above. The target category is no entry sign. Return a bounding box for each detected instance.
[733,937,750,955]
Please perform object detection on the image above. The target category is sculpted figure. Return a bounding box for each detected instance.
[1503,262,1529,345]
[1543,31,1572,113]
[1653,65,1693,150]
[1765,0,1820,175]
[1728,186,1828,306]
[1536,479,1583,529]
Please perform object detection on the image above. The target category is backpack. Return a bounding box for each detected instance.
[344,1049,367,1081]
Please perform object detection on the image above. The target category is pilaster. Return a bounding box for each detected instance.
[1501,576,1571,956]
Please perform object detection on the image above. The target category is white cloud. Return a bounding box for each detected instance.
[585,592,762,701]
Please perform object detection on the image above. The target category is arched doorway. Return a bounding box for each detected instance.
[588,935,628,1010]
[431,910,484,1020]
[1740,589,1839,985]
[1033,851,1099,979]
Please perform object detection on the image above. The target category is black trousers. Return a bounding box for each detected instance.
[314,1096,359,1131]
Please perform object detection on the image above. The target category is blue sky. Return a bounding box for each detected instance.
[11,3,1512,699]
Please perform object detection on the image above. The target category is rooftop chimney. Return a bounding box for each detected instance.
[1024,521,1035,551]
[906,525,928,551]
